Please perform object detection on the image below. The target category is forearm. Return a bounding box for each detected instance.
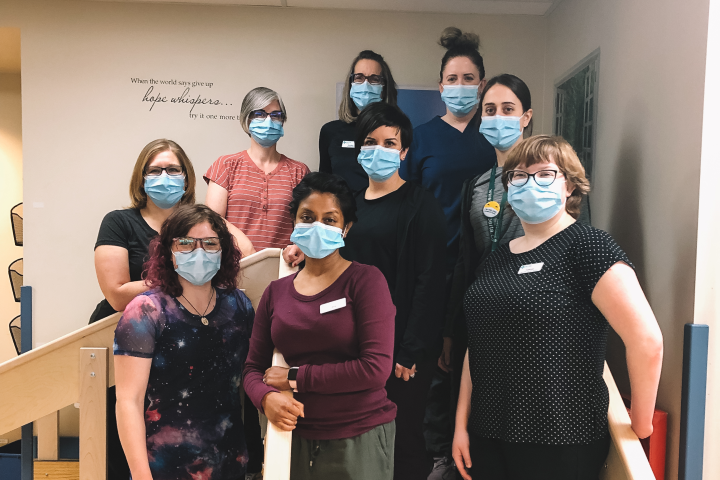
[455,350,472,432]
[106,280,150,312]
[298,351,393,394]
[224,219,256,256]
[116,398,152,480]
[626,338,663,433]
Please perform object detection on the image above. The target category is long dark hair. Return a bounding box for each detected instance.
[481,74,533,135]
[439,27,485,81]
[338,50,398,123]
[143,204,242,297]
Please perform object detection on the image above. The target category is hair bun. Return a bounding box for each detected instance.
[439,27,480,51]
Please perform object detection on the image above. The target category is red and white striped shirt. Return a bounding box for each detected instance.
[204,151,310,250]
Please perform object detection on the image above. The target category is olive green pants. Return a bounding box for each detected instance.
[290,421,395,480]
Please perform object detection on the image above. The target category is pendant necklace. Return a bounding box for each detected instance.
[181,289,215,326]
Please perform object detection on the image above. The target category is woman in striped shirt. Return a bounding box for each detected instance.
[205,87,310,250]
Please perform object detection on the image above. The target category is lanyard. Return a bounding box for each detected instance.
[485,163,507,253]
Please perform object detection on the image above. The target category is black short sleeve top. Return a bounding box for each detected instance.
[95,208,158,282]
[464,222,633,445]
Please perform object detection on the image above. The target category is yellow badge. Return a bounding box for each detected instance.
[483,201,501,218]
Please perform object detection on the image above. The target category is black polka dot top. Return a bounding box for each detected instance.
[464,222,633,445]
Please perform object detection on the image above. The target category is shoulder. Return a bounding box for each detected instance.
[407,182,441,210]
[101,208,137,225]
[565,223,630,260]
[320,119,346,134]
[413,116,441,135]
[347,262,387,287]
[222,287,254,310]
[280,155,310,174]
[212,151,247,168]
[120,289,170,324]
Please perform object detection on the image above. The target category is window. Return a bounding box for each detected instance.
[554,51,599,182]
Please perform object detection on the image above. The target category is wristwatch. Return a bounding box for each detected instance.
[287,367,299,392]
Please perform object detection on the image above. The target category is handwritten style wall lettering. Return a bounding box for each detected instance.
[131,77,237,120]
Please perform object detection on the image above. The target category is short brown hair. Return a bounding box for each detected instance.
[128,139,196,209]
[502,135,590,219]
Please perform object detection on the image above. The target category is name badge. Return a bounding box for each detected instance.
[518,262,544,274]
[320,298,347,314]
[342,141,355,148]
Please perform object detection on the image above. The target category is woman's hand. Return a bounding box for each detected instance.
[262,392,305,431]
[452,427,472,480]
[438,337,453,372]
[282,244,305,267]
[264,366,291,391]
[394,363,417,381]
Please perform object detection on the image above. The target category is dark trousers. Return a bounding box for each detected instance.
[468,432,610,480]
[385,358,436,480]
[107,386,131,480]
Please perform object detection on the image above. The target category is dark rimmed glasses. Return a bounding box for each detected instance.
[249,110,285,122]
[507,169,564,187]
[350,73,386,85]
[145,166,184,177]
[173,237,222,253]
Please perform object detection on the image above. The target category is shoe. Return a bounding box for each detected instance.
[428,456,456,480]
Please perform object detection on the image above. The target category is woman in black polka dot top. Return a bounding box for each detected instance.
[452,135,663,480]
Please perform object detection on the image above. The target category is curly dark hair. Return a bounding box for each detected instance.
[143,204,242,297]
[288,172,357,225]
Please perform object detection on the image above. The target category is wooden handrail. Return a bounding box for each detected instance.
[0,248,286,436]
[0,248,654,480]
[600,362,656,480]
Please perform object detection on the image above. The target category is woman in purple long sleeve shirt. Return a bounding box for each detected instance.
[243,172,397,480]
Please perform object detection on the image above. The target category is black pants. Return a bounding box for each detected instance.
[468,432,610,480]
[384,358,436,480]
[107,386,131,480]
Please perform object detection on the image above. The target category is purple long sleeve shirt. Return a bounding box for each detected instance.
[243,262,397,440]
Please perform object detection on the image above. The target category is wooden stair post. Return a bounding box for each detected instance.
[79,348,108,480]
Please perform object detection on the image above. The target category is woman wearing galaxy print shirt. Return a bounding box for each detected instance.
[453,136,663,480]
[114,204,254,480]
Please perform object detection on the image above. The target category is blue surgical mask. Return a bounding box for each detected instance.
[249,117,284,147]
[290,222,346,259]
[507,178,566,224]
[174,248,222,286]
[440,85,479,116]
[479,115,523,151]
[350,81,383,110]
[144,172,185,209]
[357,146,401,182]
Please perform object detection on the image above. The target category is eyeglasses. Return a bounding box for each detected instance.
[249,110,285,122]
[350,73,386,85]
[173,237,222,253]
[507,169,564,187]
[145,166,184,177]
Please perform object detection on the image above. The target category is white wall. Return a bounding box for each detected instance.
[0,71,22,365]
[695,1,720,478]
[544,0,710,478]
[0,0,548,346]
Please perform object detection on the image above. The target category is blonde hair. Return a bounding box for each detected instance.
[240,87,287,135]
[128,139,196,210]
[502,135,590,219]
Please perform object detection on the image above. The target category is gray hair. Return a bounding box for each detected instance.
[240,87,287,135]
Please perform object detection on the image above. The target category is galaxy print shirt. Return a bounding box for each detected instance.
[114,287,254,480]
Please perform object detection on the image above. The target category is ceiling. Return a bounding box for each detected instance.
[0,28,21,74]
[89,0,564,16]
